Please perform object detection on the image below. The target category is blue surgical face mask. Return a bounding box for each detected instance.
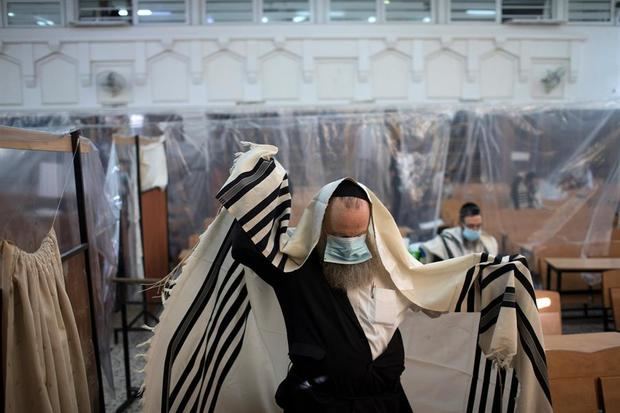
[462,227,481,242]
[323,234,372,265]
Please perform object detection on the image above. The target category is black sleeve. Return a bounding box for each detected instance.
[231,221,281,287]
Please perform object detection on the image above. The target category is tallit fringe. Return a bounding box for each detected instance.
[487,351,513,370]
[136,338,152,348]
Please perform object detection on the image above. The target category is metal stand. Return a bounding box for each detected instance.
[113,134,159,339]
[69,130,106,412]
[111,134,165,412]
[111,276,160,412]
[1,293,3,413]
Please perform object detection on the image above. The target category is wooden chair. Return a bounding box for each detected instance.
[535,290,562,335]
[601,376,620,413]
[611,287,620,332]
[602,271,620,330]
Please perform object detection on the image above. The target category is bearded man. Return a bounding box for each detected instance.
[231,180,412,412]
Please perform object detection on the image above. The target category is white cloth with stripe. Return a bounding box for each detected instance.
[143,143,552,413]
[421,226,498,262]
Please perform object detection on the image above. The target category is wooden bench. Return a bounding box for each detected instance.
[545,332,620,413]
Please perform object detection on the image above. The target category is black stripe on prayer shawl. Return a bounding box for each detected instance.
[508,254,528,267]
[480,264,518,291]
[218,160,277,208]
[480,259,536,306]
[198,299,251,412]
[514,268,537,303]
[507,371,519,413]
[493,368,510,413]
[247,198,291,239]
[479,296,503,334]
[170,263,245,409]
[267,225,290,262]
[217,158,269,198]
[168,261,242,404]
[238,181,290,226]
[440,233,456,258]
[277,254,288,271]
[479,287,516,334]
[516,305,551,403]
[207,303,251,413]
[476,254,511,274]
[256,213,291,253]
[160,224,235,412]
[176,269,248,412]
[479,358,493,413]
[466,346,483,413]
[455,266,477,311]
[490,368,503,413]
[467,280,477,313]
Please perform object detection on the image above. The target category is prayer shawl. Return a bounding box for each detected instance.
[143,143,551,413]
[421,226,498,262]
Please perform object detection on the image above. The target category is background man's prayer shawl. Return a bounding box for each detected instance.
[424,226,498,261]
[143,143,551,413]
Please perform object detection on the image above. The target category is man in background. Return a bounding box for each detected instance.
[419,202,498,263]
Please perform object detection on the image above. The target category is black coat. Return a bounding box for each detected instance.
[232,224,412,412]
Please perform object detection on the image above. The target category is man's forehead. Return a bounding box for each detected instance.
[326,200,371,234]
[464,215,482,223]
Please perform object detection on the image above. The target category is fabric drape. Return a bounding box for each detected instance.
[1,230,90,413]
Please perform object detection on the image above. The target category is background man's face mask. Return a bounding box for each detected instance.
[462,227,481,242]
[323,234,372,265]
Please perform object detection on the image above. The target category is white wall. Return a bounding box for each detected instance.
[0,24,618,111]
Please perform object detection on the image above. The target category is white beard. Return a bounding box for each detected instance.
[317,234,382,291]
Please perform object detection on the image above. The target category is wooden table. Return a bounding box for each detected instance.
[545,257,620,293]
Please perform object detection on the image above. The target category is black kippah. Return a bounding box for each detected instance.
[331,179,370,201]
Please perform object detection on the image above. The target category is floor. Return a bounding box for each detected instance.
[104,304,158,413]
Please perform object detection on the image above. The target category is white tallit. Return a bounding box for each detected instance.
[143,143,551,413]
[422,226,498,262]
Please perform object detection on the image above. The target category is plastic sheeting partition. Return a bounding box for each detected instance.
[166,109,452,251]
[445,104,620,285]
[2,104,619,290]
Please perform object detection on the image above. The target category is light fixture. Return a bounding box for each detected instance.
[261,16,269,23]
[292,15,305,23]
[367,16,376,23]
[206,15,214,23]
[536,297,551,310]
[46,19,54,25]
[130,114,144,129]
[466,9,496,16]
[423,16,431,22]
[137,9,152,16]
[118,8,128,16]
[384,0,390,4]
[7,12,15,17]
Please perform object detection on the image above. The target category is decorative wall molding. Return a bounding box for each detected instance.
[0,25,615,109]
[79,43,91,87]
[134,42,147,85]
